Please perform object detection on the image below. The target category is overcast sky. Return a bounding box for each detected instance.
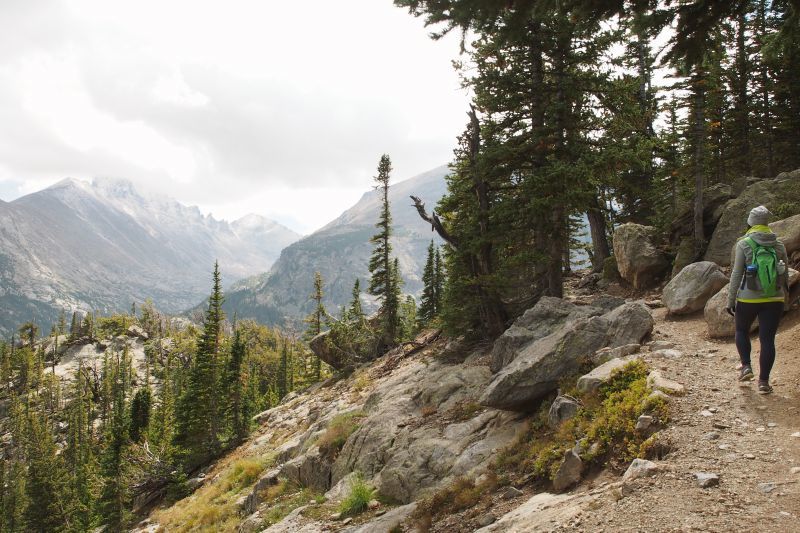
[0,0,467,234]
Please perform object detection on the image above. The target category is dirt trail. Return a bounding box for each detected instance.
[579,307,800,532]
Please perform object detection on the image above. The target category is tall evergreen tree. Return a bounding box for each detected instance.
[302,272,326,381]
[418,241,438,326]
[174,262,225,467]
[368,155,401,347]
[224,328,252,444]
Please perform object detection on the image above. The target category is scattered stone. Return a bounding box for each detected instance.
[636,415,654,431]
[743,453,756,460]
[623,459,660,482]
[649,340,675,351]
[548,395,581,429]
[790,467,800,475]
[552,450,584,492]
[368,499,381,510]
[648,349,684,359]
[712,422,731,430]
[700,409,714,417]
[663,261,728,314]
[477,515,497,527]
[758,482,778,494]
[767,422,777,428]
[592,343,640,365]
[694,472,720,488]
[756,427,766,432]
[342,517,353,525]
[647,371,685,395]
[647,390,671,403]
[502,486,524,500]
[790,432,800,438]
[330,513,342,520]
[702,432,721,441]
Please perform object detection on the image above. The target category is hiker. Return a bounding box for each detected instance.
[726,205,790,394]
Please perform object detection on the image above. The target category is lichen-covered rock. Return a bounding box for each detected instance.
[576,355,640,394]
[490,297,603,372]
[646,371,685,395]
[705,172,800,265]
[663,261,728,315]
[613,224,669,289]
[623,458,660,481]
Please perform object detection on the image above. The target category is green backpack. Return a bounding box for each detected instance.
[743,237,779,297]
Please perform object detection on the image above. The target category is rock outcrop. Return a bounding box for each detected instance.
[613,224,669,289]
[669,183,733,245]
[770,213,800,255]
[481,302,653,411]
[704,171,800,266]
[662,262,728,315]
[576,355,641,394]
[490,297,604,372]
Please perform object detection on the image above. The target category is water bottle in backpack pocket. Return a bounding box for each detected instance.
[745,264,759,290]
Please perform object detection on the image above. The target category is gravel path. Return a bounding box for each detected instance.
[580,307,800,532]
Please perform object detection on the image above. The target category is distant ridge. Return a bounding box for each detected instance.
[0,177,300,334]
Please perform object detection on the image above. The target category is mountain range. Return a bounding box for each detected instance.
[0,177,300,335]
[219,166,449,326]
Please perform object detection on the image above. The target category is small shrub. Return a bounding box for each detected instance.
[448,401,482,422]
[338,473,375,517]
[412,473,498,527]
[772,201,800,221]
[352,369,372,392]
[421,405,438,417]
[318,411,365,457]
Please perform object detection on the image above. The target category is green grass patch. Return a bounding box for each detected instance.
[318,411,365,457]
[338,473,376,517]
[260,483,320,527]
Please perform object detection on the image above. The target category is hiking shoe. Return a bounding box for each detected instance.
[757,381,773,395]
[738,365,754,382]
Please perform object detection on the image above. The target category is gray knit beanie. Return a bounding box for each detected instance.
[747,205,771,226]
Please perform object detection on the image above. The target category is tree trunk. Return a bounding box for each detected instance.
[691,66,707,254]
[587,196,611,273]
[735,11,751,175]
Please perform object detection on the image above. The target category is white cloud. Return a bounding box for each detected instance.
[0,0,468,232]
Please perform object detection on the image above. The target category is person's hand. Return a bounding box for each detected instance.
[726,306,735,317]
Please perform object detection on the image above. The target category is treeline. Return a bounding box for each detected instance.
[396,0,800,338]
[0,263,321,531]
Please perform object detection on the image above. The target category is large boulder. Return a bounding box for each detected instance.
[705,171,800,266]
[480,302,653,411]
[547,395,581,429]
[662,261,728,315]
[669,183,733,246]
[613,224,669,289]
[770,214,800,255]
[490,297,603,372]
[703,283,756,338]
[576,355,640,394]
[308,330,346,370]
[278,446,332,493]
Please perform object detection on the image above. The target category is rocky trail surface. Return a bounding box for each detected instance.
[484,306,800,533]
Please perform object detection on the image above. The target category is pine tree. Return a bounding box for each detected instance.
[433,246,444,315]
[24,411,70,532]
[129,387,152,443]
[277,341,288,401]
[348,279,364,320]
[225,328,251,444]
[174,262,225,468]
[65,363,98,531]
[418,241,437,326]
[368,154,402,348]
[302,272,326,381]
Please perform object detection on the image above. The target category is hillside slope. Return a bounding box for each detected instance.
[0,178,300,334]
[221,166,448,325]
[140,283,800,533]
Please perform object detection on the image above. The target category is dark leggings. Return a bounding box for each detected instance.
[735,301,784,381]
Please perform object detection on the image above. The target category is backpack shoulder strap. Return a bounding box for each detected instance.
[743,237,759,261]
